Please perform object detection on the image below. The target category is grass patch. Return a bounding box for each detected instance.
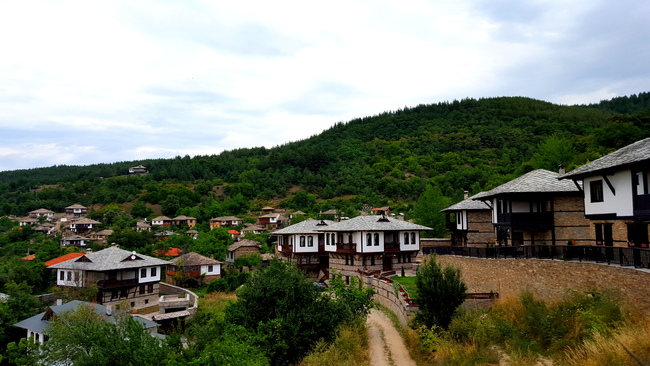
[392,276,419,298]
[301,318,370,366]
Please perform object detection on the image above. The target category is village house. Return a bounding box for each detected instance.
[88,229,114,244]
[28,208,55,220]
[13,300,160,344]
[257,212,283,228]
[47,246,171,310]
[559,137,650,248]
[227,239,262,262]
[172,215,197,228]
[60,235,91,248]
[151,216,172,226]
[167,252,222,286]
[441,191,494,246]
[65,204,88,218]
[18,217,39,226]
[135,220,152,232]
[128,165,148,175]
[475,169,591,246]
[69,217,102,234]
[241,224,266,235]
[274,216,431,281]
[209,216,243,230]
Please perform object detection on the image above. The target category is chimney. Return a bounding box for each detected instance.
[86,248,92,254]
[558,164,565,175]
[56,299,63,306]
[464,190,469,200]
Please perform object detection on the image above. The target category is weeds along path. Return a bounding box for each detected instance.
[366,309,416,366]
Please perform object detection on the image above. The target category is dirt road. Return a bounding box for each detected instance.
[366,309,417,366]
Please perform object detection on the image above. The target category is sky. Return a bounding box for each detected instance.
[1,0,649,172]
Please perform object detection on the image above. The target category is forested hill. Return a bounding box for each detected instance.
[1,93,649,218]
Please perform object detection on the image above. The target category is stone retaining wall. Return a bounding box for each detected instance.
[361,274,418,327]
[436,255,650,311]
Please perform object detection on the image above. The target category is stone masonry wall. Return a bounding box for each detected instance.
[361,274,417,327]
[436,255,650,312]
[467,210,495,246]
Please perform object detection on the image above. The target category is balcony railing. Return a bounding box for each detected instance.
[496,212,553,230]
[423,245,650,269]
[384,242,401,252]
[96,278,138,289]
[280,244,293,254]
[336,243,357,254]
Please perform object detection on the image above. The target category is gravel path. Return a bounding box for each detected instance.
[366,309,417,366]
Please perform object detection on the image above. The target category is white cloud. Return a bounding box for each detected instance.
[0,0,648,172]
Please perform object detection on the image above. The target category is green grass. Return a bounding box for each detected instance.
[392,276,419,299]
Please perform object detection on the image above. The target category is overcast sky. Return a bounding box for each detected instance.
[1,0,648,172]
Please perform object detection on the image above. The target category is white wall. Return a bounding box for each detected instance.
[201,263,220,275]
[584,170,633,217]
[56,269,84,287]
[138,266,161,283]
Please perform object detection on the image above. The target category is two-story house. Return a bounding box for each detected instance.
[69,217,102,234]
[28,208,55,220]
[476,169,591,246]
[274,216,431,281]
[47,246,171,309]
[559,138,650,248]
[209,216,243,230]
[151,216,172,226]
[167,252,222,286]
[172,215,197,228]
[441,192,494,246]
[13,299,160,344]
[65,204,88,218]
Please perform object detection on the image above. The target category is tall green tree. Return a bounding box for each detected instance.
[415,254,467,328]
[529,134,576,171]
[411,184,451,237]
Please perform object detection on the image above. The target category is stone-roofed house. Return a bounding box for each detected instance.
[559,137,650,248]
[65,204,88,218]
[167,252,222,286]
[209,216,243,230]
[151,216,172,226]
[241,223,266,235]
[274,215,431,281]
[28,208,55,220]
[88,229,114,244]
[227,239,262,263]
[47,246,171,310]
[441,191,493,247]
[172,215,197,229]
[60,235,91,248]
[476,168,590,246]
[13,300,159,344]
[136,220,152,232]
[129,165,148,175]
[257,213,282,228]
[69,217,102,234]
[18,217,39,226]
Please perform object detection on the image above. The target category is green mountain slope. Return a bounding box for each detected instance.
[1,94,649,218]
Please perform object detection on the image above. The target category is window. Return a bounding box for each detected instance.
[366,233,372,246]
[208,265,213,272]
[307,236,313,247]
[300,236,306,247]
[411,232,416,245]
[147,284,154,293]
[144,299,149,304]
[60,271,64,281]
[374,233,379,246]
[331,233,336,244]
[66,271,72,281]
[139,285,145,294]
[326,234,329,245]
[371,256,375,266]
[141,268,147,278]
[590,180,604,203]
[151,267,157,277]
[404,233,409,244]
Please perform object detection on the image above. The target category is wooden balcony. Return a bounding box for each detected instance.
[280,244,293,254]
[496,212,553,230]
[96,278,138,289]
[336,243,357,254]
[384,242,401,252]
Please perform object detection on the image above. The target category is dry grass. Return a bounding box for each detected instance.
[560,316,650,366]
[198,292,237,314]
[300,319,370,366]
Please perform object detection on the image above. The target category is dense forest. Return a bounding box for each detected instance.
[1,92,649,220]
